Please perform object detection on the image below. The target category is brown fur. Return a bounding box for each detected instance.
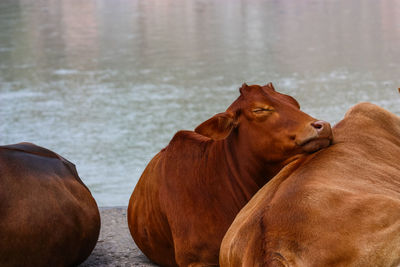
[128,83,333,266]
[220,102,400,267]
[0,143,100,267]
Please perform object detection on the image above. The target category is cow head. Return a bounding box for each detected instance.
[195,83,332,163]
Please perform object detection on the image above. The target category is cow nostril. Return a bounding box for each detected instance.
[311,121,325,131]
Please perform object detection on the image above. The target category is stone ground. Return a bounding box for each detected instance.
[80,207,158,267]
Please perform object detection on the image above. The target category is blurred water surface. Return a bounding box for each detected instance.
[1,0,399,206]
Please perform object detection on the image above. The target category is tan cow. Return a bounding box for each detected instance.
[0,143,100,267]
[220,102,400,267]
[128,83,333,267]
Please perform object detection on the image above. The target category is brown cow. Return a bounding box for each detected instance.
[220,102,400,267]
[0,143,100,267]
[128,83,332,267]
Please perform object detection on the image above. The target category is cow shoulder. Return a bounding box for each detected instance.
[334,102,400,144]
[164,130,212,154]
[159,131,215,188]
[345,102,400,125]
[1,142,60,159]
[0,143,87,188]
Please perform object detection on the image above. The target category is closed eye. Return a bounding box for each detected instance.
[252,107,274,113]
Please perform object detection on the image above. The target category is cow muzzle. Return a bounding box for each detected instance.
[296,120,333,153]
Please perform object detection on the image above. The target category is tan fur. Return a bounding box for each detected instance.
[220,102,400,267]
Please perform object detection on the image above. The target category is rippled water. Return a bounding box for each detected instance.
[1,0,399,206]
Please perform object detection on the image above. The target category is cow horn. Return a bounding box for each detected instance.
[266,82,275,91]
[239,83,248,95]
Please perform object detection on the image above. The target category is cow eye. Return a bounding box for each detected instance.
[252,107,274,114]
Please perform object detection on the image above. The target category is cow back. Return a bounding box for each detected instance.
[0,143,100,267]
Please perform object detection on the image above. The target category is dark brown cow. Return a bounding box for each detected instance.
[127,83,333,267]
[220,102,400,267]
[0,143,100,267]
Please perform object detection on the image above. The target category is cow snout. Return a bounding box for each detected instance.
[296,120,333,153]
[311,120,332,139]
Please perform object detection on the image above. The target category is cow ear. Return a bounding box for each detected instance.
[195,112,235,140]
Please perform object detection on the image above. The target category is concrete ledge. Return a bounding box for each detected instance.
[80,207,158,267]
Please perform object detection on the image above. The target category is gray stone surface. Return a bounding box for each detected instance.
[80,207,158,267]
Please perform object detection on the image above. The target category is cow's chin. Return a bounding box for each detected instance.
[301,138,331,153]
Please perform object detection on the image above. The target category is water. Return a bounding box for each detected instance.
[1,0,399,206]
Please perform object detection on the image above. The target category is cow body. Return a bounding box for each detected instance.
[0,143,100,267]
[128,83,332,266]
[220,102,400,267]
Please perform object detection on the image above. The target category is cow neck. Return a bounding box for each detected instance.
[218,136,280,192]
